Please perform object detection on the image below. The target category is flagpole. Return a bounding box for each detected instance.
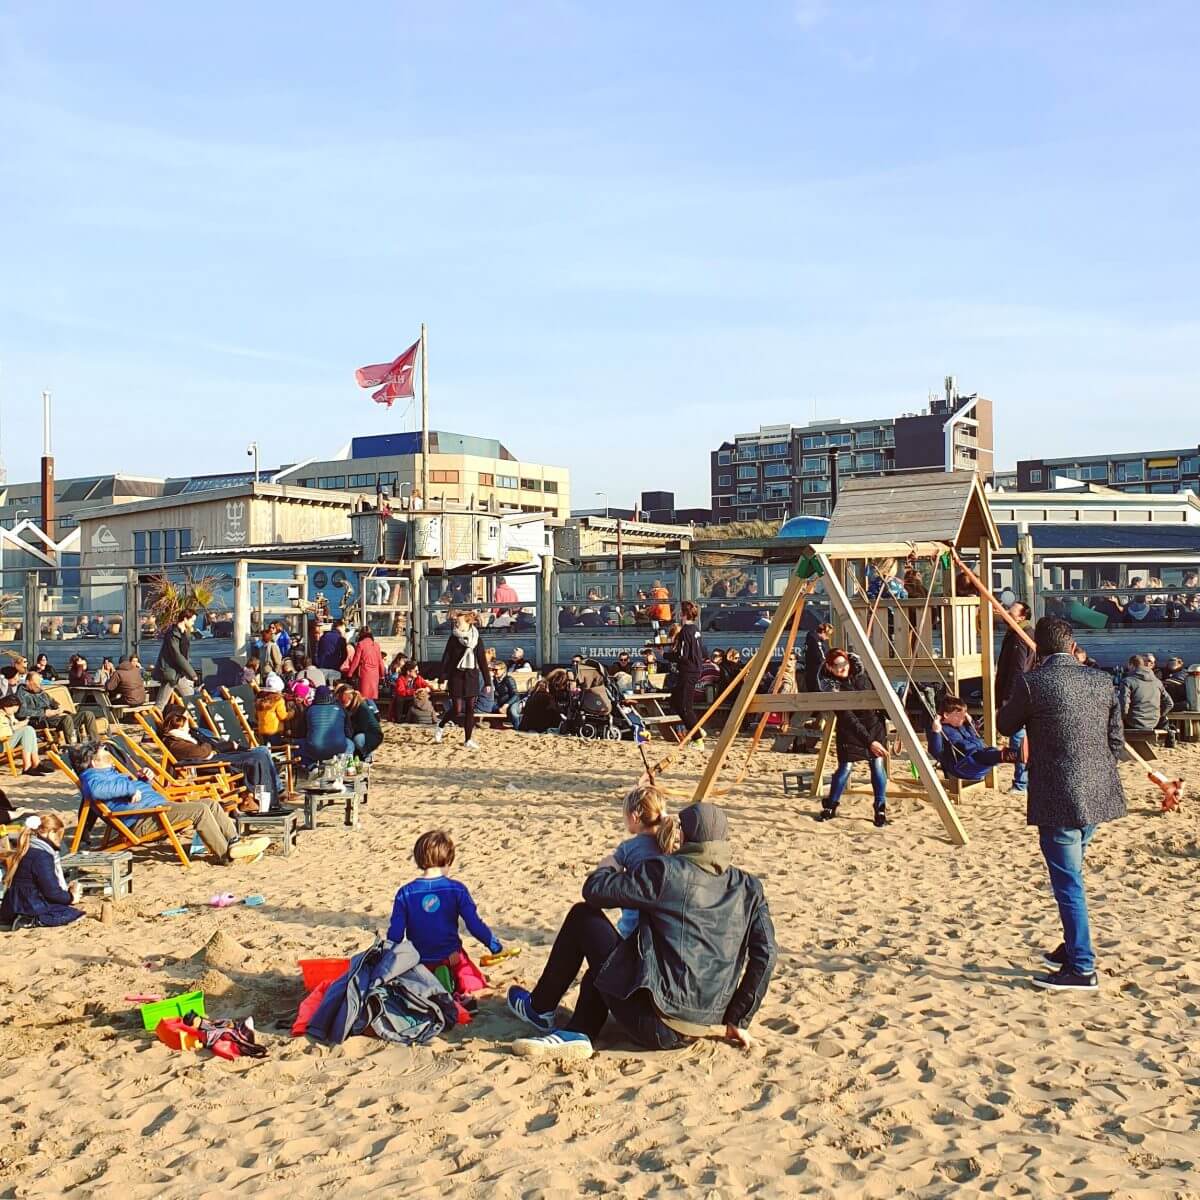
[420,322,429,507]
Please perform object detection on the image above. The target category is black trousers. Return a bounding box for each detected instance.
[529,903,688,1049]
[438,696,476,740]
[39,711,99,746]
[670,671,700,733]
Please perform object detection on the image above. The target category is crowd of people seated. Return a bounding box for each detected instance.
[1056,574,1200,628]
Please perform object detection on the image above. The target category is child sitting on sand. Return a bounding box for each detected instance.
[387,830,501,993]
[928,694,1015,784]
[1,813,85,929]
[608,784,680,938]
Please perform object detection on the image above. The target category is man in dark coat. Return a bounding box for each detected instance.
[994,600,1035,793]
[153,611,199,707]
[1118,655,1174,740]
[998,616,1127,992]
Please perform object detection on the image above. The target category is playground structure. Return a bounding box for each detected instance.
[688,472,1001,848]
[668,469,1183,840]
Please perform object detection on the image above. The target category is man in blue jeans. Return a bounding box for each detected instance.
[998,616,1127,992]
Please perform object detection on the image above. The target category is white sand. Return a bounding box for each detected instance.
[1,727,1199,1197]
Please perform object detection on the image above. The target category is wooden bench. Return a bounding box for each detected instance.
[235,810,300,856]
[1123,727,1168,760]
[782,770,831,796]
[62,850,134,899]
[1167,709,1200,743]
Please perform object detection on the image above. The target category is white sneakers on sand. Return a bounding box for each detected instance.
[464,739,481,750]
[433,726,444,744]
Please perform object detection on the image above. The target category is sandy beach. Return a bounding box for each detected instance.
[2,727,1199,1198]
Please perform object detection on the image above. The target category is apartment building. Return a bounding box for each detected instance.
[1016,448,1200,495]
[709,384,993,522]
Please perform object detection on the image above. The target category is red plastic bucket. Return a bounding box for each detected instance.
[298,958,350,990]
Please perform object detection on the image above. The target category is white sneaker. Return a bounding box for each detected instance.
[464,739,480,750]
[433,726,444,744]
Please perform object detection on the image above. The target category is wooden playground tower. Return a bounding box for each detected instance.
[691,472,1001,847]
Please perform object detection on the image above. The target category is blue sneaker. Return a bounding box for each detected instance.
[506,986,555,1034]
[512,1031,594,1061]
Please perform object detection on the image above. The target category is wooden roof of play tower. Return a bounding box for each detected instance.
[824,470,999,551]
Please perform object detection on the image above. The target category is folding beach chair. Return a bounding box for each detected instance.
[118,724,244,809]
[51,750,194,868]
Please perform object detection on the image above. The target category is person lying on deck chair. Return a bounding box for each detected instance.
[927,695,1017,784]
[73,744,267,863]
[159,706,291,815]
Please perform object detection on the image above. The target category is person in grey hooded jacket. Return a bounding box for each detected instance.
[1118,655,1173,733]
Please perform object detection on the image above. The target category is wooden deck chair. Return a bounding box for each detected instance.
[104,734,225,803]
[219,685,260,745]
[50,750,194,867]
[216,687,297,797]
[0,724,29,775]
[116,725,244,808]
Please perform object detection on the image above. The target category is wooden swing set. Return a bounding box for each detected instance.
[641,471,1184,847]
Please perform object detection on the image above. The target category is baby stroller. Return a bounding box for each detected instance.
[561,659,637,741]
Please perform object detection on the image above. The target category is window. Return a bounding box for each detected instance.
[765,506,786,520]
[763,462,789,478]
[317,475,346,489]
[717,474,732,487]
[430,469,459,484]
[496,475,517,489]
[717,496,732,508]
[802,500,829,516]
[1078,464,1107,481]
[802,435,826,450]
[520,478,542,491]
[854,430,877,448]
[378,471,398,488]
[1113,461,1142,482]
[736,466,757,480]
[543,480,558,494]
[838,453,852,472]
[134,527,191,566]
[478,473,494,487]
[856,452,882,471]
[1181,457,1200,476]
[1148,466,1179,481]
[829,432,852,447]
[801,456,825,473]
[802,478,829,495]
[348,473,377,489]
[737,508,757,521]
[765,483,790,499]
[734,446,758,461]
[716,451,731,465]
[520,504,541,512]
[1150,482,1176,494]
[764,442,790,458]
[1029,469,1043,484]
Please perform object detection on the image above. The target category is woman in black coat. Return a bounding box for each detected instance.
[816,649,890,827]
[435,612,487,749]
[663,601,705,737]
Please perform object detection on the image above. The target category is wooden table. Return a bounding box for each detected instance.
[624,691,680,739]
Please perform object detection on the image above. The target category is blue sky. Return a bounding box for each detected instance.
[1,1,1197,506]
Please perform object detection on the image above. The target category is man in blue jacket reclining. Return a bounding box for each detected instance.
[928,695,1016,783]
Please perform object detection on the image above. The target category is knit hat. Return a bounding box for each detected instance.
[678,802,727,844]
[313,685,333,703]
[264,672,285,693]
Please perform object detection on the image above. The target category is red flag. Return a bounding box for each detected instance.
[355,339,419,391]
[371,379,403,407]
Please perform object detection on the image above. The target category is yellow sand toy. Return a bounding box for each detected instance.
[480,947,522,967]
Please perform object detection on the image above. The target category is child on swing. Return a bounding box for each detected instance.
[928,695,1016,783]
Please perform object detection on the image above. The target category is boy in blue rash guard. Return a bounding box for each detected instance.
[388,830,501,994]
[928,694,1016,783]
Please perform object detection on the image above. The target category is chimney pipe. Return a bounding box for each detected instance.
[40,391,55,538]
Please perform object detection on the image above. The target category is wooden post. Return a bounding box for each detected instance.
[808,716,836,798]
[691,573,809,803]
[818,552,969,846]
[978,536,997,787]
